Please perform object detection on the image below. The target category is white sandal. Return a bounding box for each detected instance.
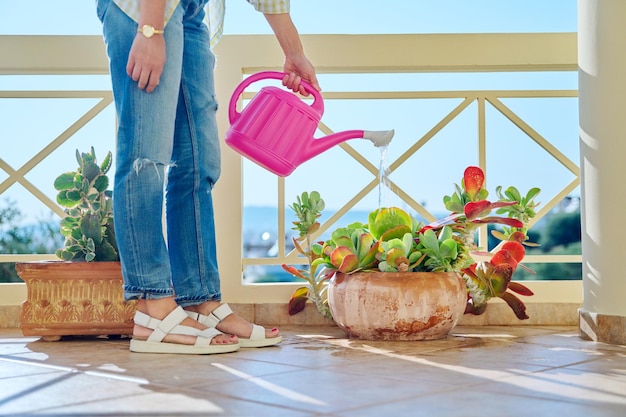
[186,304,282,348]
[130,306,240,354]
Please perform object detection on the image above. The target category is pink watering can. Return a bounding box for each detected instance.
[225,71,394,177]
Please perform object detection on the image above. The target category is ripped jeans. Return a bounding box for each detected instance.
[97,0,221,305]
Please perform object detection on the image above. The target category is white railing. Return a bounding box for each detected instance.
[0,33,582,307]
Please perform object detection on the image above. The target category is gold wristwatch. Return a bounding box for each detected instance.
[138,25,164,39]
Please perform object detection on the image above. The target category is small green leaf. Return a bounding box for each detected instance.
[60,250,74,261]
[70,228,82,240]
[93,175,109,193]
[525,187,541,202]
[438,239,458,260]
[54,172,77,191]
[80,213,103,244]
[100,151,113,174]
[420,229,439,252]
[504,186,522,202]
[82,160,101,182]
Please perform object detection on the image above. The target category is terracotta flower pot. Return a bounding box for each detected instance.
[16,261,136,341]
[327,271,467,341]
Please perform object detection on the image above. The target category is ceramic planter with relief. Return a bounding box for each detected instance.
[17,261,135,341]
[328,271,467,341]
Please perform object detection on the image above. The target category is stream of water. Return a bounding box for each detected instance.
[378,144,391,209]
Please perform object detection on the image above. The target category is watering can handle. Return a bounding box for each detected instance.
[228,71,323,123]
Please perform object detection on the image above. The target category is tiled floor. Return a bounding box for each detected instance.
[1,325,625,417]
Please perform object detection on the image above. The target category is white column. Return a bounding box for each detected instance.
[578,0,626,344]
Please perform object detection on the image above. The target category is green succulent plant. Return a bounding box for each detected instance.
[313,223,379,274]
[54,147,118,262]
[282,191,332,318]
[286,166,541,320]
[377,232,423,272]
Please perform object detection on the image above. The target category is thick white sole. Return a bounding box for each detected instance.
[130,339,240,354]
[239,335,282,348]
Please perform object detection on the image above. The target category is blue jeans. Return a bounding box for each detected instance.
[96,0,222,305]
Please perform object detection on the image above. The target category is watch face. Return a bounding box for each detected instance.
[143,26,155,38]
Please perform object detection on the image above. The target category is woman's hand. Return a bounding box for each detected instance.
[282,54,321,96]
[126,34,166,93]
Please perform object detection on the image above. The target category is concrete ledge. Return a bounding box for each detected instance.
[459,302,581,326]
[246,302,582,328]
[579,308,626,345]
[0,306,21,328]
[231,303,336,328]
[1,302,582,331]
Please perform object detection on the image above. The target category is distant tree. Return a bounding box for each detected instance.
[542,210,581,251]
[0,200,28,282]
[0,199,62,283]
[1,203,33,249]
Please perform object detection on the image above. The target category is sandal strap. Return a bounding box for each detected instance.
[134,306,188,330]
[210,303,234,321]
[158,306,189,332]
[194,327,224,346]
[134,310,159,329]
[187,303,234,327]
[248,324,265,341]
[134,306,223,344]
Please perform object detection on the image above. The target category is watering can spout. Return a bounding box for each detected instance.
[364,129,395,147]
[299,129,395,167]
[306,129,395,161]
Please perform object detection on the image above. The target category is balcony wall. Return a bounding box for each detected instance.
[0,33,582,327]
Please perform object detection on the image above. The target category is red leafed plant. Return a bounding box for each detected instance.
[437,166,541,319]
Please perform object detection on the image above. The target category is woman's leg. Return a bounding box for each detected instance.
[164,2,279,341]
[101,0,182,302]
[166,2,221,305]
[97,0,235,347]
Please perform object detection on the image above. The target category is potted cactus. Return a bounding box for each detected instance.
[284,166,540,340]
[54,148,118,262]
[16,148,135,340]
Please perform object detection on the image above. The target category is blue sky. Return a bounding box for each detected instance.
[0,1,578,224]
[0,1,577,35]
